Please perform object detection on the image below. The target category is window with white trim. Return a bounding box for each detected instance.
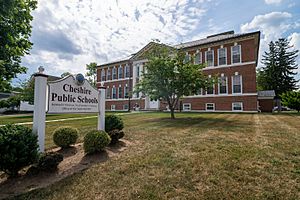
[194,51,202,64]
[101,70,106,81]
[183,103,191,111]
[106,88,111,99]
[232,102,243,111]
[205,50,214,67]
[112,87,117,99]
[219,76,227,94]
[231,45,241,64]
[123,104,129,110]
[136,65,140,77]
[107,68,111,80]
[232,75,242,93]
[218,48,227,65]
[124,86,129,98]
[112,67,117,79]
[118,86,123,98]
[184,52,190,63]
[196,88,203,95]
[111,105,116,111]
[206,103,215,111]
[125,65,130,78]
[206,81,214,95]
[118,66,123,79]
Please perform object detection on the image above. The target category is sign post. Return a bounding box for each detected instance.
[33,67,48,152]
[98,83,106,131]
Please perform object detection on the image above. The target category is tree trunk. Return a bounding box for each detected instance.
[170,108,175,119]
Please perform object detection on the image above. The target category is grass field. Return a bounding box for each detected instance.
[3,112,300,199]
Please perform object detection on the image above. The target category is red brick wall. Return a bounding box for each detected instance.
[106,99,145,111]
[258,99,274,112]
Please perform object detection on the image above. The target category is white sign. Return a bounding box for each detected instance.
[48,75,99,113]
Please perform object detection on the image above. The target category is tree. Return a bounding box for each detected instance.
[21,78,34,104]
[0,0,38,92]
[257,38,299,97]
[86,62,97,86]
[135,44,210,119]
[281,91,300,112]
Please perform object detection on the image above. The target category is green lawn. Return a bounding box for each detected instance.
[5,112,300,199]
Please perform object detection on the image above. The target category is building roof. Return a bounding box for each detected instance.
[174,31,260,49]
[100,55,133,66]
[258,90,276,97]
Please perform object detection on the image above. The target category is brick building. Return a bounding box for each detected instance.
[96,30,261,112]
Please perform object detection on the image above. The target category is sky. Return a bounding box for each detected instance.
[15,0,300,84]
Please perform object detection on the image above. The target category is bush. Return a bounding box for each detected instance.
[105,115,124,133]
[108,129,125,144]
[53,127,78,148]
[0,124,38,177]
[37,152,63,172]
[83,130,111,154]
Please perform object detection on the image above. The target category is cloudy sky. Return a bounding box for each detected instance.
[16,0,300,83]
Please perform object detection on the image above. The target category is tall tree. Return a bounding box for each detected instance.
[281,91,300,112]
[86,62,97,86]
[135,44,210,119]
[257,38,299,97]
[0,0,38,92]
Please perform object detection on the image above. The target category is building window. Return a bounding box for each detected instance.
[205,50,214,67]
[232,102,243,111]
[218,48,227,66]
[218,76,227,94]
[101,70,106,81]
[231,45,241,64]
[196,88,203,95]
[206,103,215,111]
[112,67,117,80]
[111,105,116,111]
[124,86,129,98]
[232,75,242,93]
[106,88,111,99]
[112,87,117,99]
[125,65,130,78]
[136,65,140,77]
[123,104,129,110]
[183,103,191,111]
[206,82,214,95]
[184,52,190,63]
[118,86,123,98]
[194,51,202,64]
[136,92,140,98]
[118,66,123,79]
[107,68,111,80]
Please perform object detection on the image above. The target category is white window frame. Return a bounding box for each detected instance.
[118,85,123,99]
[194,50,202,64]
[206,83,215,95]
[112,87,117,99]
[218,48,227,66]
[136,65,140,77]
[112,67,117,80]
[205,50,214,67]
[124,85,129,98]
[118,65,123,79]
[106,86,111,99]
[231,74,243,94]
[231,45,241,64]
[107,68,111,80]
[206,103,215,111]
[232,102,243,111]
[218,76,228,95]
[123,104,129,110]
[182,103,191,111]
[101,69,106,81]
[125,64,130,78]
[111,105,116,111]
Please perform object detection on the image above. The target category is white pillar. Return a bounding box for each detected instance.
[32,67,48,152]
[97,86,106,131]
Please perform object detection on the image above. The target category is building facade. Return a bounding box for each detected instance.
[96,30,260,112]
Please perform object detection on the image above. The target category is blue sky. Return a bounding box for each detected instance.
[15,0,300,84]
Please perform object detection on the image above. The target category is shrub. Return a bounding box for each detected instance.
[105,115,124,133]
[108,129,125,144]
[37,152,63,172]
[83,130,111,154]
[53,127,78,148]
[0,124,38,177]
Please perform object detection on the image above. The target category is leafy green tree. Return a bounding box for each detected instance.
[0,0,38,92]
[257,38,299,97]
[281,91,300,112]
[21,78,34,104]
[135,44,209,119]
[86,62,97,86]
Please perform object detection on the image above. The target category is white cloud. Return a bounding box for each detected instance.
[264,0,282,4]
[23,0,212,77]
